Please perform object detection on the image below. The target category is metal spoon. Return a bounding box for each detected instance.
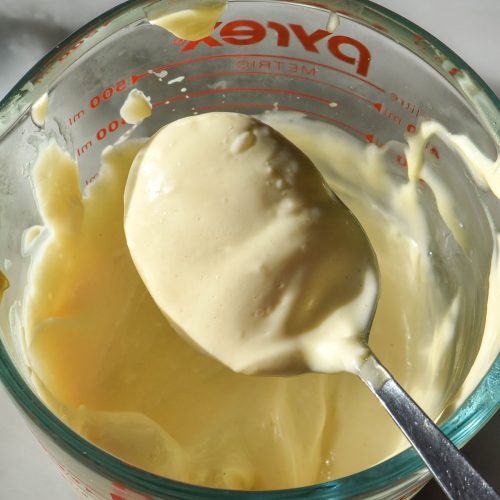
[357,353,498,499]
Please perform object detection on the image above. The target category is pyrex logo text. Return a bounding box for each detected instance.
[179,20,371,77]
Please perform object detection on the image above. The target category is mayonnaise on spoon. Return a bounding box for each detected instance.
[124,112,378,375]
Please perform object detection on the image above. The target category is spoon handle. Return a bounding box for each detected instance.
[358,355,499,500]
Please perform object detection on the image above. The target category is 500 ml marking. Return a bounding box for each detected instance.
[68,81,128,127]
[89,80,128,110]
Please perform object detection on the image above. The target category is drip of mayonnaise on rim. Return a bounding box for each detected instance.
[147,0,227,41]
[124,112,378,375]
[31,92,48,127]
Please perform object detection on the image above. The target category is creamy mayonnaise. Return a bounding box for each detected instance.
[124,113,378,375]
[22,112,492,489]
[31,92,48,128]
[120,89,152,125]
[148,0,227,41]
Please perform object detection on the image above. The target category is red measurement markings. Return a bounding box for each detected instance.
[413,34,462,76]
[77,139,93,158]
[370,22,388,33]
[85,173,98,185]
[389,92,421,118]
[365,133,380,145]
[33,19,113,85]
[406,123,417,134]
[371,102,402,126]
[155,87,336,107]
[89,80,128,109]
[164,101,369,141]
[396,154,407,167]
[95,117,127,141]
[130,53,385,92]
[68,109,85,126]
[397,144,440,168]
[56,462,101,499]
[235,58,319,75]
[186,70,377,106]
[111,481,152,500]
[82,53,384,116]
[66,80,128,125]
[414,34,425,46]
[371,101,420,136]
[76,117,127,159]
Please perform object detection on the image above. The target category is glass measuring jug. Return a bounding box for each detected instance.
[0,0,499,498]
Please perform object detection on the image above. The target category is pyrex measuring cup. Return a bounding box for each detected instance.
[0,0,498,499]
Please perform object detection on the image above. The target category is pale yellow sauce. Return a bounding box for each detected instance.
[22,114,473,490]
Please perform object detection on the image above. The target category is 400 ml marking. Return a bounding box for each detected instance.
[76,117,127,158]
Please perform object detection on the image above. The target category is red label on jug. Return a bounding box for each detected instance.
[176,20,372,77]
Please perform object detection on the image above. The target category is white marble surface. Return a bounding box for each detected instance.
[0,1,498,499]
